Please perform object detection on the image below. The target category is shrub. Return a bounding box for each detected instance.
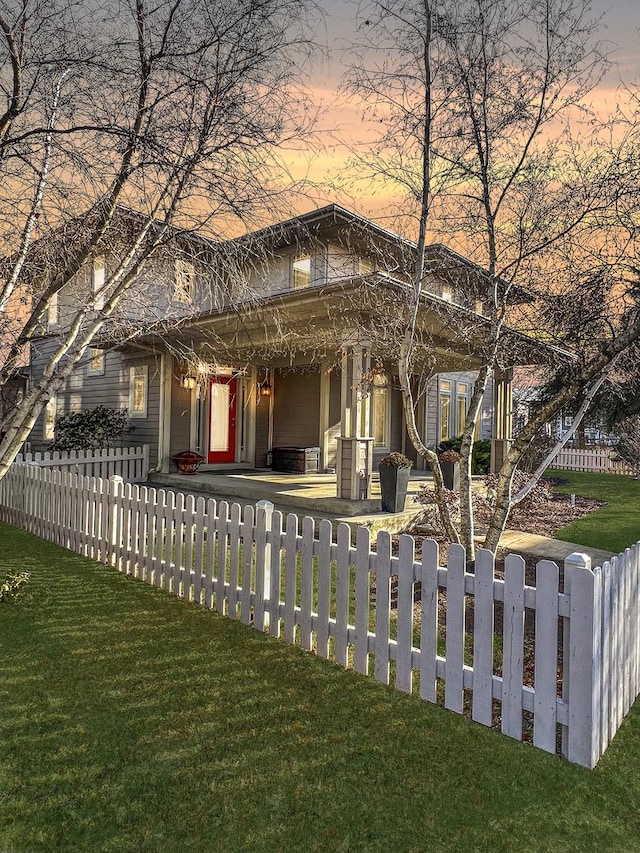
[0,570,30,603]
[379,451,413,468]
[436,436,491,474]
[50,406,131,451]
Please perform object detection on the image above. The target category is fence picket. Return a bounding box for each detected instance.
[316,519,332,659]
[283,513,298,642]
[299,516,315,652]
[228,503,242,616]
[374,530,392,686]
[353,526,371,676]
[472,549,495,726]
[419,538,439,703]
[533,560,560,753]
[395,534,415,694]
[334,523,351,668]
[444,544,465,714]
[240,504,254,624]
[502,554,526,740]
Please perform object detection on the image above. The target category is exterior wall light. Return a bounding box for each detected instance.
[181,375,197,391]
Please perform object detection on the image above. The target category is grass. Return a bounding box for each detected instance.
[547,468,640,554]
[2,523,640,852]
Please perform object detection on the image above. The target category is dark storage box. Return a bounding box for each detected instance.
[271,446,320,474]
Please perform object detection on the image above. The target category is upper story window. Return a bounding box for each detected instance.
[174,257,196,303]
[92,256,106,310]
[441,283,453,302]
[358,257,374,275]
[292,254,311,289]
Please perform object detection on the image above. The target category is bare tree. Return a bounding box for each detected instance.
[0,0,314,479]
[345,0,640,556]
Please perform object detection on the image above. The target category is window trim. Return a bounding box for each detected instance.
[43,395,57,440]
[173,257,196,303]
[372,382,391,450]
[128,364,149,419]
[292,253,311,289]
[87,347,105,376]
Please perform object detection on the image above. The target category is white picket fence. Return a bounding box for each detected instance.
[553,446,635,475]
[1,461,639,769]
[16,445,149,482]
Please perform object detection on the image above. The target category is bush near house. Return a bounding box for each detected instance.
[49,406,131,452]
[437,436,491,474]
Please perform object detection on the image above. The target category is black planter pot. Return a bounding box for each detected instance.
[379,464,411,513]
[440,460,460,491]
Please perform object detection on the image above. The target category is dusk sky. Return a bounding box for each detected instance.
[294,1,640,218]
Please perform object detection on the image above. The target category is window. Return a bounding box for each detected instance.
[87,347,105,376]
[129,364,148,418]
[456,382,468,434]
[92,256,105,310]
[441,284,453,302]
[438,380,452,442]
[358,257,374,275]
[44,395,57,440]
[372,387,390,448]
[174,257,196,303]
[292,254,311,289]
[47,291,58,328]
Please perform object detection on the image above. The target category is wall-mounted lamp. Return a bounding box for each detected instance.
[181,374,197,391]
[258,367,272,398]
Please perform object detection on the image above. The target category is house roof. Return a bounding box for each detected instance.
[107,273,570,371]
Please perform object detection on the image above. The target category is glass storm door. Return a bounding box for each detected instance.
[208,377,237,464]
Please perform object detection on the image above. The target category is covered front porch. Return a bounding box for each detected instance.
[149,467,432,533]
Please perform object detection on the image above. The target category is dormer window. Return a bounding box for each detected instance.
[174,257,196,303]
[292,254,311,289]
[92,256,105,310]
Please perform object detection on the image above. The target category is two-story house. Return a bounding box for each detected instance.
[28,204,551,499]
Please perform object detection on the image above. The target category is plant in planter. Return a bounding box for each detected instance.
[378,451,413,513]
[438,449,461,491]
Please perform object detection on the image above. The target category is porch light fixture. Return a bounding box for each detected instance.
[181,374,197,391]
[258,367,272,397]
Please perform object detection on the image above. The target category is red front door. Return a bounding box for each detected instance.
[208,377,237,464]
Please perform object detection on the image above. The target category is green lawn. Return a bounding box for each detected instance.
[2,522,640,852]
[547,469,640,554]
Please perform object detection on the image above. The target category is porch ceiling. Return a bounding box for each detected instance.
[117,278,570,371]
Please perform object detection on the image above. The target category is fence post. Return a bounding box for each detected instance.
[256,500,274,630]
[562,551,602,769]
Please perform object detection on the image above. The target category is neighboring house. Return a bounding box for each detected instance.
[28,204,553,499]
[512,366,615,446]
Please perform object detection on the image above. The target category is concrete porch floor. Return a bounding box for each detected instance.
[149,468,430,534]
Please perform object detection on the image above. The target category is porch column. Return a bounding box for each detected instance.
[336,345,374,500]
[490,367,513,474]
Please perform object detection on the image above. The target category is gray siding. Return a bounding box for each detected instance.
[272,369,320,449]
[29,339,161,466]
[169,382,192,459]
